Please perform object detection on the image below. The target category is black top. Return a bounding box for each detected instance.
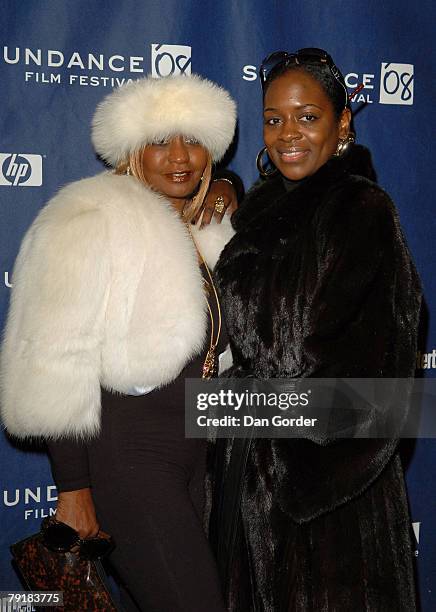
[47,263,228,492]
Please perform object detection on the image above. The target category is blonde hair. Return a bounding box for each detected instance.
[115,146,212,224]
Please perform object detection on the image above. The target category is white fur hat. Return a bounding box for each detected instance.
[91,74,237,166]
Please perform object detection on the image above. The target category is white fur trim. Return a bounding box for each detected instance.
[190,213,234,269]
[92,75,237,166]
[218,345,233,374]
[0,173,233,439]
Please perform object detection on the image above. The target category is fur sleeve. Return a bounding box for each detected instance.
[190,213,235,269]
[275,183,422,522]
[0,200,110,440]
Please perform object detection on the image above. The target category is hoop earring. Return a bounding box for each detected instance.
[256,147,277,177]
[334,133,355,157]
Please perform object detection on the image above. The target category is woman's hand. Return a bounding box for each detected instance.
[196,179,238,227]
[55,487,100,539]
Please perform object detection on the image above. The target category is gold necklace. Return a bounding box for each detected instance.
[186,225,222,379]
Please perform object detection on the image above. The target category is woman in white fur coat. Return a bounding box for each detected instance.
[0,75,237,611]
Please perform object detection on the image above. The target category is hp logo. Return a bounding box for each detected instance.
[0,153,43,187]
[151,44,191,78]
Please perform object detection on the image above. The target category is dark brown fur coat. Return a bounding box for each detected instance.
[209,146,421,612]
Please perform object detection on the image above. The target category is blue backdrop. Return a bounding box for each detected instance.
[1,1,435,609]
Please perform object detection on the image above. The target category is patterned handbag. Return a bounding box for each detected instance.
[10,518,120,611]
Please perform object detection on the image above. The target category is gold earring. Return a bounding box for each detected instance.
[334,133,355,157]
[256,147,278,177]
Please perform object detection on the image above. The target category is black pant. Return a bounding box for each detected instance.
[87,388,226,612]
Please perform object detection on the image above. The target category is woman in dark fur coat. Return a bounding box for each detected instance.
[209,49,421,611]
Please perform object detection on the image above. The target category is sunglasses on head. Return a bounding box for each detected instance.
[259,47,349,107]
[42,517,114,560]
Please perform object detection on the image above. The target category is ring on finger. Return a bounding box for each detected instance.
[214,195,225,214]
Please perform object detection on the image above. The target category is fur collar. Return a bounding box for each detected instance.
[232,145,377,231]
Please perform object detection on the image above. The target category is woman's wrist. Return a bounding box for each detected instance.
[212,169,244,202]
[56,487,99,538]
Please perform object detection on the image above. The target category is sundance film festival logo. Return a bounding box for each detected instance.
[3,44,191,88]
[242,60,414,106]
[0,153,43,187]
[3,485,57,520]
[379,63,414,105]
[151,44,191,78]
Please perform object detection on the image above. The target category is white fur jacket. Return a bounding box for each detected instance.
[0,172,234,439]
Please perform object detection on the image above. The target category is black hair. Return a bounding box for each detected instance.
[263,60,348,119]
